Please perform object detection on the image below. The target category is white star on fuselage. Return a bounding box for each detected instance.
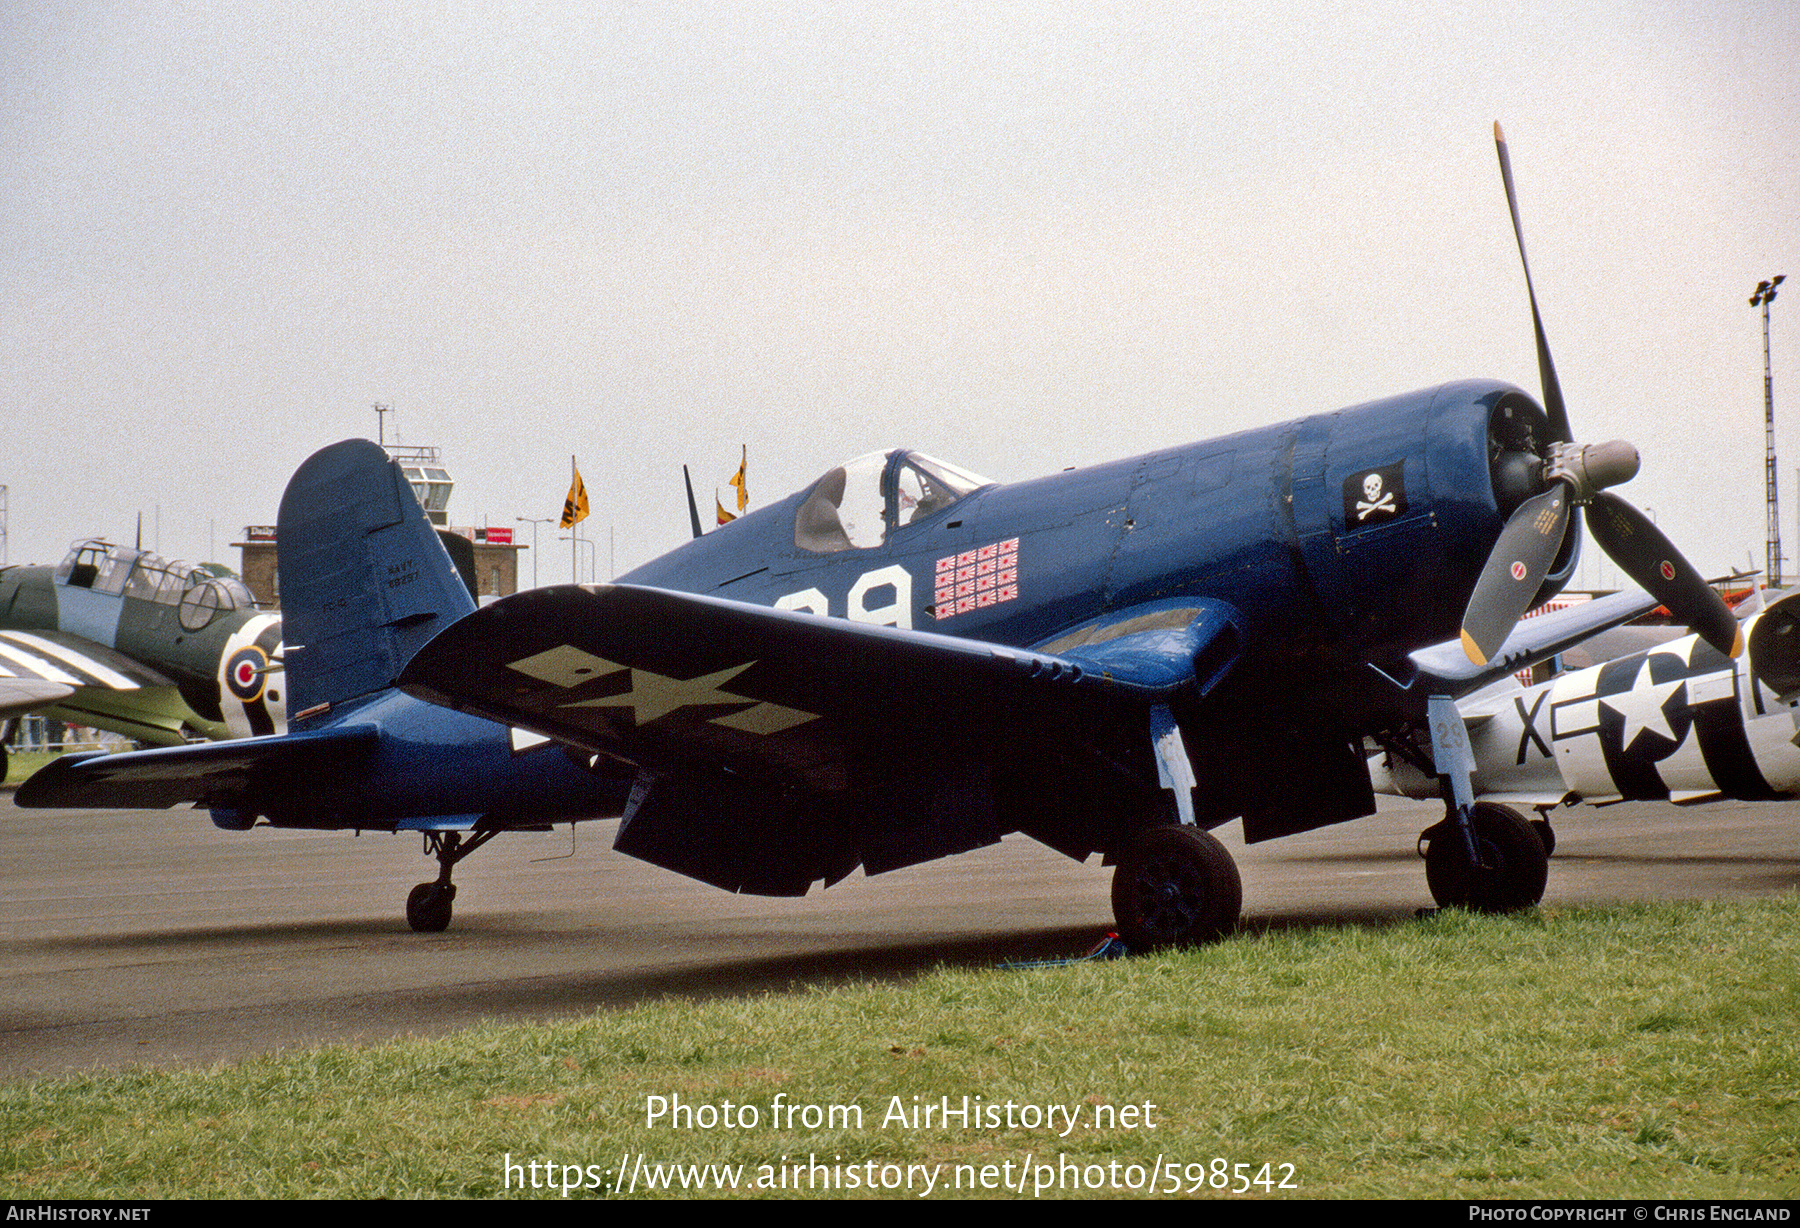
[1600,652,1687,753]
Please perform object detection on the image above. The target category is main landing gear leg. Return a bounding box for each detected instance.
[1421,695,1547,912]
[1109,710,1243,949]
[406,829,501,933]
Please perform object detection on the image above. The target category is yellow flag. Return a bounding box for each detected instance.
[727,445,748,513]
[560,467,589,528]
[716,494,735,526]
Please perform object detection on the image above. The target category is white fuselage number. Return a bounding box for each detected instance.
[775,564,913,629]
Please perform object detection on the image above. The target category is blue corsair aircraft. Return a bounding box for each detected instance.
[21,126,1747,945]
[384,125,1743,946]
[18,439,631,932]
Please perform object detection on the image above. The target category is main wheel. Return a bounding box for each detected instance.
[1424,803,1547,913]
[1111,825,1242,948]
[406,882,456,932]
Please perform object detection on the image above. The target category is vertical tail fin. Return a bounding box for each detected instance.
[277,440,477,719]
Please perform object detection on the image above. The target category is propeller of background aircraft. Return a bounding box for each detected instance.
[1459,123,1741,667]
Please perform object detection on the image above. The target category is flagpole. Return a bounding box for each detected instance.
[559,456,591,582]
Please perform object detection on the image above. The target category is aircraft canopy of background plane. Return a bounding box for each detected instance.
[54,540,257,631]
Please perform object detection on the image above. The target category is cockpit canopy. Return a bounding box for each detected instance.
[794,450,993,553]
[54,539,255,630]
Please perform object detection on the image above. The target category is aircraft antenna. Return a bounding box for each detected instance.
[682,466,704,539]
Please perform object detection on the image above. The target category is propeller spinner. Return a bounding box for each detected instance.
[1459,125,1741,666]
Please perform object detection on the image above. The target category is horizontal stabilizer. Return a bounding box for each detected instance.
[15,723,380,811]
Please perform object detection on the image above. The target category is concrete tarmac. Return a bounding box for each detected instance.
[2,793,1795,1078]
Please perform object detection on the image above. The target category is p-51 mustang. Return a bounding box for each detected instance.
[18,440,632,932]
[0,541,285,760]
[388,127,1743,945]
[1373,590,1800,853]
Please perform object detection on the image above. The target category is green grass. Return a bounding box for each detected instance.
[5,899,1798,1199]
[4,749,60,785]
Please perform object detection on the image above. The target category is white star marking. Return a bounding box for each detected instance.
[1599,653,1687,752]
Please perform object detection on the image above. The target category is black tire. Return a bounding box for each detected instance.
[1531,818,1556,858]
[1111,825,1242,948]
[1424,803,1547,912]
[406,882,456,933]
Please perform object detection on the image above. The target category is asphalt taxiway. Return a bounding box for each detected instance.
[3,793,1794,1078]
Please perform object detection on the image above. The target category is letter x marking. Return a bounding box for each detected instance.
[1514,690,1551,765]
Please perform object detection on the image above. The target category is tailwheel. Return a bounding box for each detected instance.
[405,828,501,932]
[406,882,456,933]
[1110,825,1242,949]
[1423,802,1547,913]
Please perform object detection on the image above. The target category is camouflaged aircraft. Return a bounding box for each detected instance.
[0,540,284,772]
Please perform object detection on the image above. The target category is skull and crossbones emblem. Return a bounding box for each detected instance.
[1356,472,1396,521]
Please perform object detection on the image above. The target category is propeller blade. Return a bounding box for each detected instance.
[1461,484,1572,665]
[1584,491,1742,658]
[1494,121,1571,443]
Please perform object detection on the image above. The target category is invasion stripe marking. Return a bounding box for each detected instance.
[1,631,140,690]
[0,640,83,686]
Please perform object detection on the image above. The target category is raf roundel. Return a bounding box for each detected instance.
[225,646,268,703]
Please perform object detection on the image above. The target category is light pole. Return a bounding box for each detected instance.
[1752,276,1785,587]
[559,534,596,584]
[516,517,552,588]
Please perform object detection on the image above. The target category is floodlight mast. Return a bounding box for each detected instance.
[1752,276,1785,587]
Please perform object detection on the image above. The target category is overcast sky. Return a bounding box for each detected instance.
[4,1,1797,591]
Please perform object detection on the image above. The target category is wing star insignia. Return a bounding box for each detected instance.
[506,645,817,733]
[505,644,626,688]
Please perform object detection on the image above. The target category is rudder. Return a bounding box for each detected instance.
[278,439,477,719]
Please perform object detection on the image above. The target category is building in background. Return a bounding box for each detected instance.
[234,445,525,607]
